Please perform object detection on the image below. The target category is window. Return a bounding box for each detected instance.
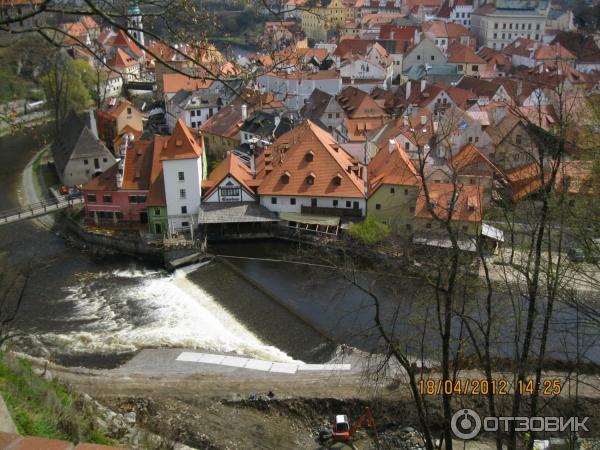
[475,136,479,143]
[410,206,415,213]
[220,187,240,198]
[494,22,498,29]
[516,134,522,144]
[493,33,497,39]
[333,199,338,207]
[306,175,315,185]
[328,113,332,119]
[353,201,359,209]
[458,64,464,71]
[375,204,381,210]
[94,158,99,169]
[127,107,132,115]
[528,23,532,30]
[290,198,296,205]
[178,171,185,181]
[103,157,108,163]
[346,201,351,207]
[305,151,314,162]
[404,142,410,150]
[417,55,421,61]
[179,189,186,199]
[102,195,112,203]
[281,173,290,184]
[181,206,187,214]
[311,198,317,207]
[404,189,409,195]
[536,23,540,30]
[509,23,513,29]
[390,187,395,194]
[84,159,89,165]
[431,55,435,61]
[426,222,432,229]
[182,221,189,227]
[468,137,473,143]
[154,208,161,215]
[336,113,340,118]
[87,194,97,202]
[271,197,277,204]
[333,175,341,186]
[502,23,506,29]
[406,224,412,230]
[535,34,539,40]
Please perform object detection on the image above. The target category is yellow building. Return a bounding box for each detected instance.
[301,0,347,41]
[367,142,422,234]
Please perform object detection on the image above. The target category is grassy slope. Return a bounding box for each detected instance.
[0,353,116,445]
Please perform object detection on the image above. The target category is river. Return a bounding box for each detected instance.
[0,126,597,369]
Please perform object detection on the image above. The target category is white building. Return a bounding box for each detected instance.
[258,69,342,111]
[165,90,224,132]
[471,1,548,50]
[257,120,367,217]
[161,118,206,231]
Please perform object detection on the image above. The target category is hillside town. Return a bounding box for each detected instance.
[31,0,598,252]
[1,0,600,448]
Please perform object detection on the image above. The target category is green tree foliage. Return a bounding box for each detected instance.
[41,54,93,134]
[348,216,391,244]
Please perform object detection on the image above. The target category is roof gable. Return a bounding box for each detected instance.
[161,118,203,160]
[257,120,366,198]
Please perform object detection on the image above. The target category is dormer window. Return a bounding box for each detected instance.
[333,173,342,186]
[306,173,316,185]
[305,151,314,162]
[281,172,290,184]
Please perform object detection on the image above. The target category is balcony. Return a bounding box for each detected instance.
[301,205,362,217]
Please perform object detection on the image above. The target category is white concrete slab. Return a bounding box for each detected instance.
[270,363,298,374]
[245,359,274,372]
[221,356,250,368]
[196,354,226,365]
[176,352,203,362]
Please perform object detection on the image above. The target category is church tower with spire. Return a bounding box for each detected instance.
[127,0,144,46]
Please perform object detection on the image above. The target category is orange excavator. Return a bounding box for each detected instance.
[319,407,379,448]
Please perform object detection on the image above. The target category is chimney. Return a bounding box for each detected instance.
[421,79,427,92]
[241,104,248,121]
[403,115,409,127]
[420,115,427,125]
[391,31,396,40]
[388,139,396,153]
[250,151,256,178]
[405,80,412,100]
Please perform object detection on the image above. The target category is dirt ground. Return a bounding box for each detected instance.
[36,359,600,450]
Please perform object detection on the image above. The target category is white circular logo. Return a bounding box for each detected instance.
[451,409,482,440]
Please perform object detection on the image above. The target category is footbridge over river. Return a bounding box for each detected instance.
[0,197,83,226]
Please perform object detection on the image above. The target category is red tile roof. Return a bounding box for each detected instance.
[161,118,204,160]
[447,42,486,64]
[258,120,366,198]
[203,153,259,199]
[148,136,168,205]
[449,143,505,178]
[368,142,420,196]
[108,48,138,68]
[415,183,482,222]
[111,29,143,59]
[162,73,214,94]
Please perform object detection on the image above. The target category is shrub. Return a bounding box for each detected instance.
[347,216,391,245]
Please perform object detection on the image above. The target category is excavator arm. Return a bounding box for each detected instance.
[349,407,377,436]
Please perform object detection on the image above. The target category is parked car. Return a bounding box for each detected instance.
[66,191,83,201]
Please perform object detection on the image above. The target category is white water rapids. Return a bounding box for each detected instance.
[34,263,298,363]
